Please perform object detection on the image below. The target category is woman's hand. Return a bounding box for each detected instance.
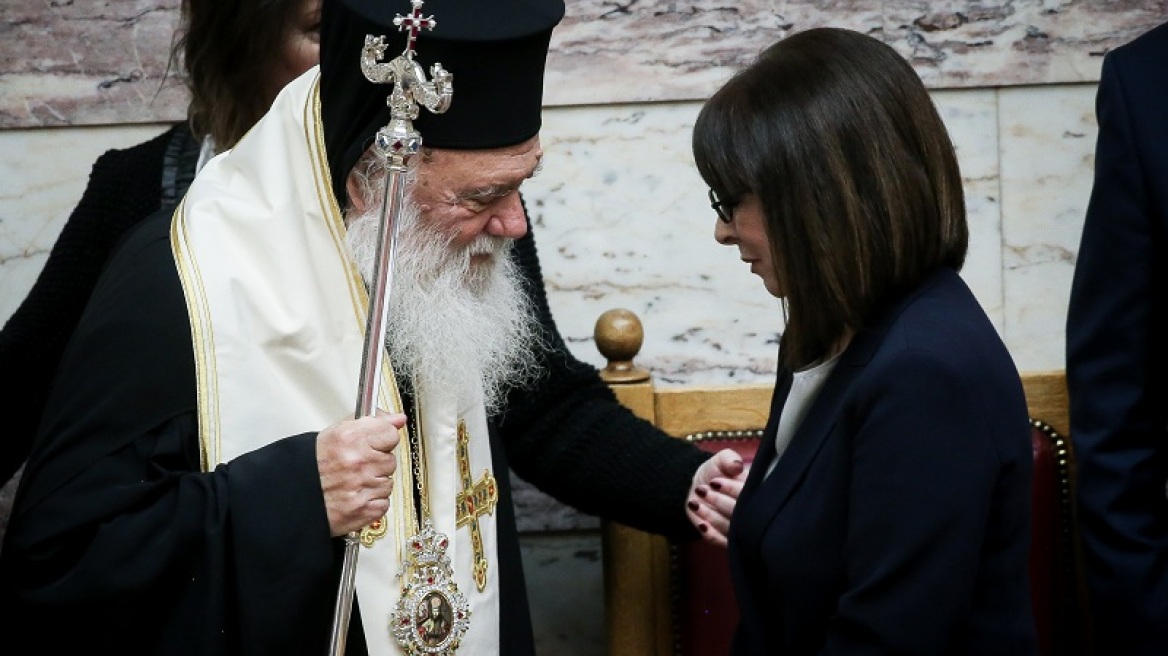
[686,448,748,547]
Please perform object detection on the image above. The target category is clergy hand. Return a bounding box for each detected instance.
[686,448,748,548]
[317,411,406,537]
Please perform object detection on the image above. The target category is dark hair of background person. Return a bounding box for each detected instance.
[692,27,968,371]
[178,0,316,149]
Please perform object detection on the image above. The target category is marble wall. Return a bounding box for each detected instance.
[4,0,1165,383]
[2,1,1166,654]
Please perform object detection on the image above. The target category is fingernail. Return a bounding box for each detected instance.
[695,486,708,498]
[687,500,699,511]
[710,480,722,491]
[698,524,709,533]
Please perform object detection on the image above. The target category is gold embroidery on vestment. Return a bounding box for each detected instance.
[360,515,389,547]
[454,419,497,591]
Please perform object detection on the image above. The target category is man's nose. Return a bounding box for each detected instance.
[484,192,529,239]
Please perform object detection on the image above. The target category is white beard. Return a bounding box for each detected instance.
[344,193,543,415]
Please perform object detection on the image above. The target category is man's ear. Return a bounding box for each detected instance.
[345,169,366,216]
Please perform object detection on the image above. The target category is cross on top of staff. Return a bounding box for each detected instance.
[393,0,436,56]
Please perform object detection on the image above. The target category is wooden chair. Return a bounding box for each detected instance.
[594,309,1091,656]
[1025,373,1093,656]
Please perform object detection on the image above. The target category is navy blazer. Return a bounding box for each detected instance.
[728,269,1036,655]
[1066,21,1168,655]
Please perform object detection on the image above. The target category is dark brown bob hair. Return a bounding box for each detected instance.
[176,0,311,149]
[692,27,968,370]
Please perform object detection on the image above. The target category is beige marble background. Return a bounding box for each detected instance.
[2,2,1166,653]
[2,1,1164,128]
[4,1,1164,381]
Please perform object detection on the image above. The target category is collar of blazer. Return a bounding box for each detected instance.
[732,267,960,548]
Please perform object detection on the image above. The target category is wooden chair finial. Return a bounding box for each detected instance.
[594,308,650,383]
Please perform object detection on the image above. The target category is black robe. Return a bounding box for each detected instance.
[0,198,708,653]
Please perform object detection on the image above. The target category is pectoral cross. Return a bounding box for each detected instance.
[455,419,498,592]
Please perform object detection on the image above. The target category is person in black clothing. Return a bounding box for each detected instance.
[1066,20,1168,655]
[0,0,743,652]
[0,0,324,493]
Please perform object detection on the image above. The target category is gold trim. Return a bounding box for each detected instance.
[170,196,222,470]
[305,74,367,324]
[360,515,389,547]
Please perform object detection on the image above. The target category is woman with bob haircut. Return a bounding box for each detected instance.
[692,27,1037,654]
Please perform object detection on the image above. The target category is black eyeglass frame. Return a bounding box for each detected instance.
[708,188,739,224]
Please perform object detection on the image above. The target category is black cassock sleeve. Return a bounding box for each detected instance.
[496,202,710,541]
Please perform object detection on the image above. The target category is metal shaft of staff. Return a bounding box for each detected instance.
[354,165,409,420]
[328,161,410,656]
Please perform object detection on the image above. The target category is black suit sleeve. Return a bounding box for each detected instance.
[1066,28,1168,654]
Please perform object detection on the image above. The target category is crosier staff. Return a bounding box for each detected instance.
[328,1,452,653]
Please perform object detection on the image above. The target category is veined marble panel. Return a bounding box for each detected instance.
[2,0,1162,128]
[0,86,1086,385]
[0,124,172,324]
[881,0,1162,89]
[549,0,1161,105]
[0,0,186,127]
[935,89,1004,334]
[999,84,1098,373]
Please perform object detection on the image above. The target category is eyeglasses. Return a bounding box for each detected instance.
[708,188,739,224]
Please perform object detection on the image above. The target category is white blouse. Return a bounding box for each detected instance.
[763,352,842,479]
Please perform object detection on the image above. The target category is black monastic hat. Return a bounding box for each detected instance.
[321,0,566,204]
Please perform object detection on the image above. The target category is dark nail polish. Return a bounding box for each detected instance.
[687,501,699,511]
[695,486,708,498]
[698,524,709,533]
[710,480,723,491]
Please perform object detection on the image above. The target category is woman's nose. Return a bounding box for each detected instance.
[714,218,736,245]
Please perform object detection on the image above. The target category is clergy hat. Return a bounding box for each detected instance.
[321,0,565,204]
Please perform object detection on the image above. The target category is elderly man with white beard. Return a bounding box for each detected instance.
[0,0,745,654]
[344,144,545,416]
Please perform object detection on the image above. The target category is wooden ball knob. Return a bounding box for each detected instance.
[594,308,649,383]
